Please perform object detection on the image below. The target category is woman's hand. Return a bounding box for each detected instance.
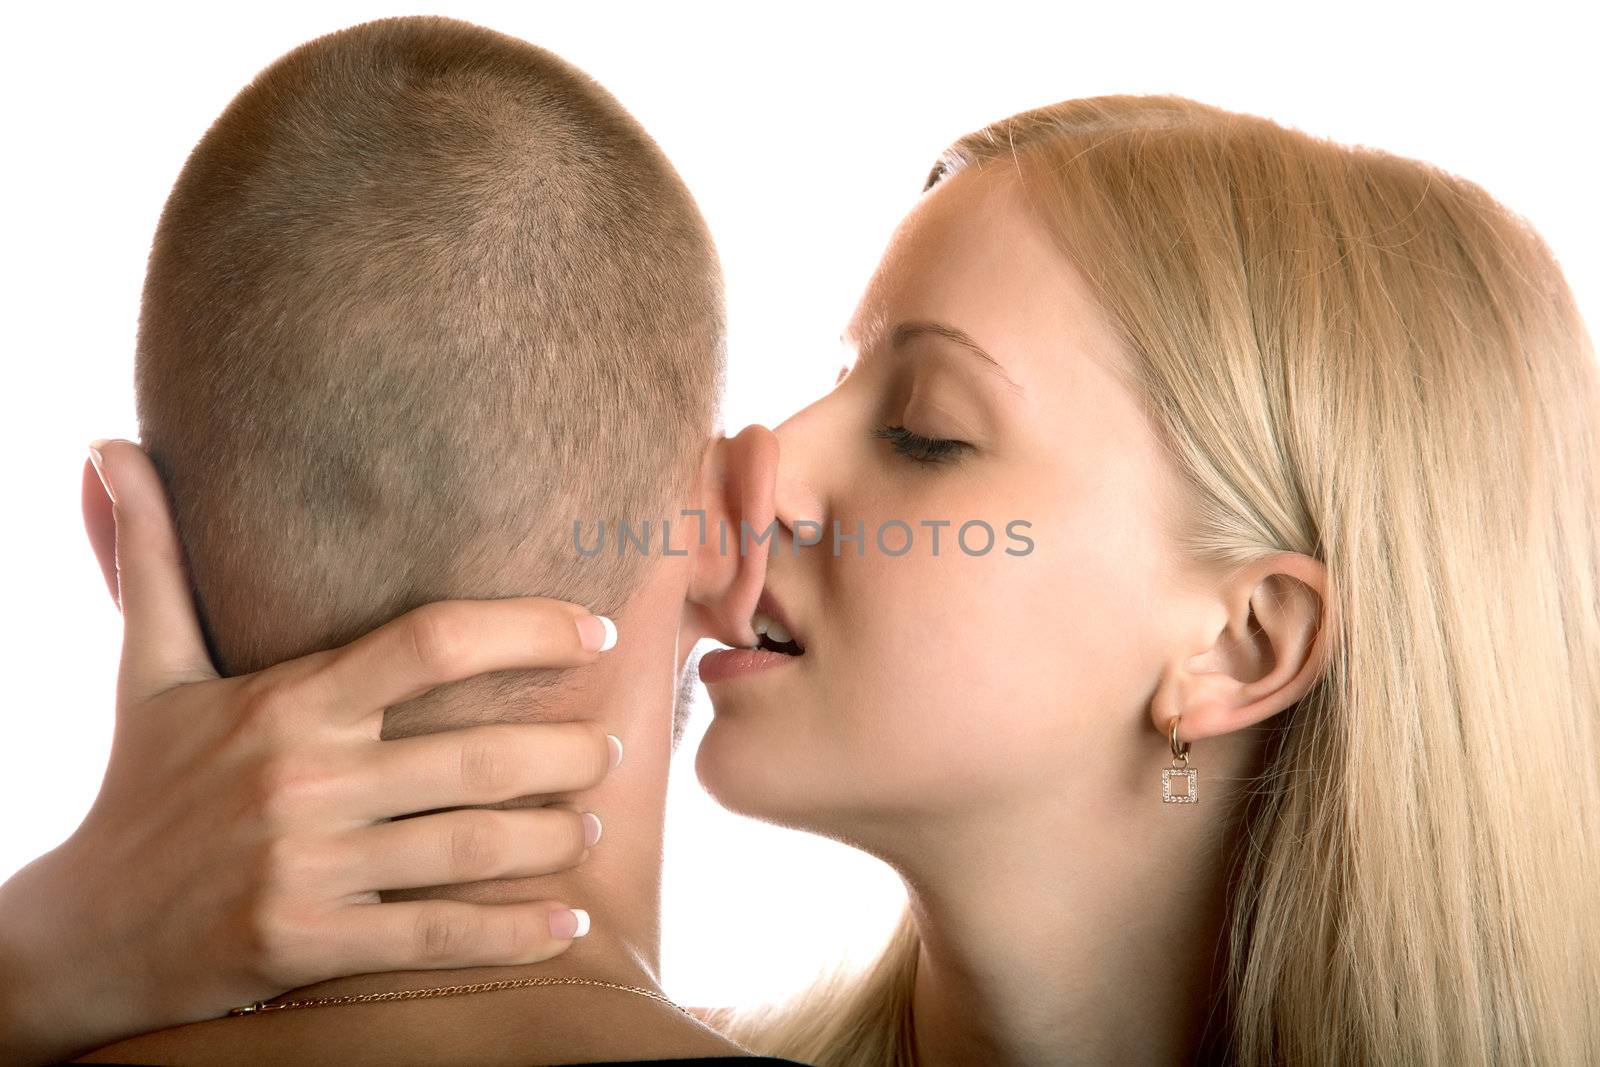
[0,440,621,1067]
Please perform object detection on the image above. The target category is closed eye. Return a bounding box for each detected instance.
[871,423,971,465]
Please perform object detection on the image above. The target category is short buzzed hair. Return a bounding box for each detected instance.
[135,16,724,709]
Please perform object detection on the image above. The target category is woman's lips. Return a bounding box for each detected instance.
[697,645,801,685]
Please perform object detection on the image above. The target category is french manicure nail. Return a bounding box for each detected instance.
[549,907,590,940]
[87,440,115,503]
[575,614,618,652]
[581,811,603,848]
[607,734,624,770]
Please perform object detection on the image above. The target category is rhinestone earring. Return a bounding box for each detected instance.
[1161,715,1198,804]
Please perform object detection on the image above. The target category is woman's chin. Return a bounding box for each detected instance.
[694,714,778,816]
[693,712,824,827]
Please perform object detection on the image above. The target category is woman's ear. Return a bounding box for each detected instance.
[682,424,779,649]
[1153,552,1333,745]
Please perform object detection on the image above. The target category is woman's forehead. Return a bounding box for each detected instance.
[846,165,1122,402]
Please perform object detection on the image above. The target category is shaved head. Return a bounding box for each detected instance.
[135,16,724,717]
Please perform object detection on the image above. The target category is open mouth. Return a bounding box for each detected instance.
[751,607,805,656]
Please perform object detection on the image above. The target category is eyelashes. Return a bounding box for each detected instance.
[871,423,972,465]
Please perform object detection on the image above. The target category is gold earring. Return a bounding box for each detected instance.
[1161,715,1198,804]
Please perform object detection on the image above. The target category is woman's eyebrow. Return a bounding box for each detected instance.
[888,320,1024,395]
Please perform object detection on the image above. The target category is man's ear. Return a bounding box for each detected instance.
[681,424,778,649]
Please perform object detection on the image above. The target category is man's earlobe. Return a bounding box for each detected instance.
[682,424,779,649]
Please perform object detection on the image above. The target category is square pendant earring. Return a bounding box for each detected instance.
[1162,714,1198,804]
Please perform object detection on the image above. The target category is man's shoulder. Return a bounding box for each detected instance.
[67,1060,810,1067]
[67,1017,235,1064]
[63,993,769,1065]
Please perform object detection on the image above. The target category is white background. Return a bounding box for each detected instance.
[3,0,1595,1011]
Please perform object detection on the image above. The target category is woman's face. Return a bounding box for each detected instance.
[696,163,1211,842]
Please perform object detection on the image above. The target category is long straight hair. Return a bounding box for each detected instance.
[718,95,1600,1064]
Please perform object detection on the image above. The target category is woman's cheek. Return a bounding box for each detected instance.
[853,551,1057,803]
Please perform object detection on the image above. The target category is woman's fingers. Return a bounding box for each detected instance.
[310,898,590,977]
[310,597,617,725]
[351,720,618,820]
[337,806,597,893]
[90,439,220,697]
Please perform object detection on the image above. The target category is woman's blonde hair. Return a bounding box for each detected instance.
[717,94,1600,1064]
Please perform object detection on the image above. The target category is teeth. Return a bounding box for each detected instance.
[750,612,792,646]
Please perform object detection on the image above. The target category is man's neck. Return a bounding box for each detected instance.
[79,571,746,1062]
[289,778,673,1005]
[300,636,682,1005]
[274,572,700,1025]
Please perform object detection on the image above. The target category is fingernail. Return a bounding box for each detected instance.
[581,812,603,848]
[549,907,590,940]
[88,439,115,504]
[607,734,624,770]
[575,614,618,653]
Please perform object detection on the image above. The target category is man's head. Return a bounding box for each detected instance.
[136,16,726,722]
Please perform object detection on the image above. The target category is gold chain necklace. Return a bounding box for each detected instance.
[226,975,696,1018]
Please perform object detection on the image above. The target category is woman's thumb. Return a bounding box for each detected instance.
[87,438,219,699]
